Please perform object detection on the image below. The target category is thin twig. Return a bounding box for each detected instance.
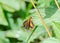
[54,0,60,10]
[30,0,51,37]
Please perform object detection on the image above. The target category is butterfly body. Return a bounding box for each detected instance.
[23,17,34,29]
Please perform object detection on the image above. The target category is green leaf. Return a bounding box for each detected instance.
[42,37,60,43]
[28,6,60,43]
[44,0,57,18]
[6,26,46,43]
[58,0,60,4]
[0,0,20,10]
[52,22,60,40]
[6,13,45,43]
[0,31,6,39]
[29,6,60,43]
[2,4,15,12]
[19,0,26,10]
[0,38,10,43]
[45,7,57,18]
[30,4,60,25]
[6,13,19,30]
[6,30,31,42]
[37,0,52,8]
[24,9,47,43]
[44,10,60,24]
[27,26,46,43]
[0,31,10,43]
[5,12,46,42]
[0,4,8,25]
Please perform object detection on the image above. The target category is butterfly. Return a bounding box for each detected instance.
[23,17,34,29]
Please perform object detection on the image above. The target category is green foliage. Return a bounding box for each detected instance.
[52,22,60,40]
[0,0,60,43]
[0,4,8,25]
[42,37,60,43]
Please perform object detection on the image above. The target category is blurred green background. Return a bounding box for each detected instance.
[0,0,60,43]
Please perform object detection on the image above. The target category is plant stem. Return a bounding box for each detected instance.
[30,0,51,37]
[54,0,60,10]
[27,26,38,43]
